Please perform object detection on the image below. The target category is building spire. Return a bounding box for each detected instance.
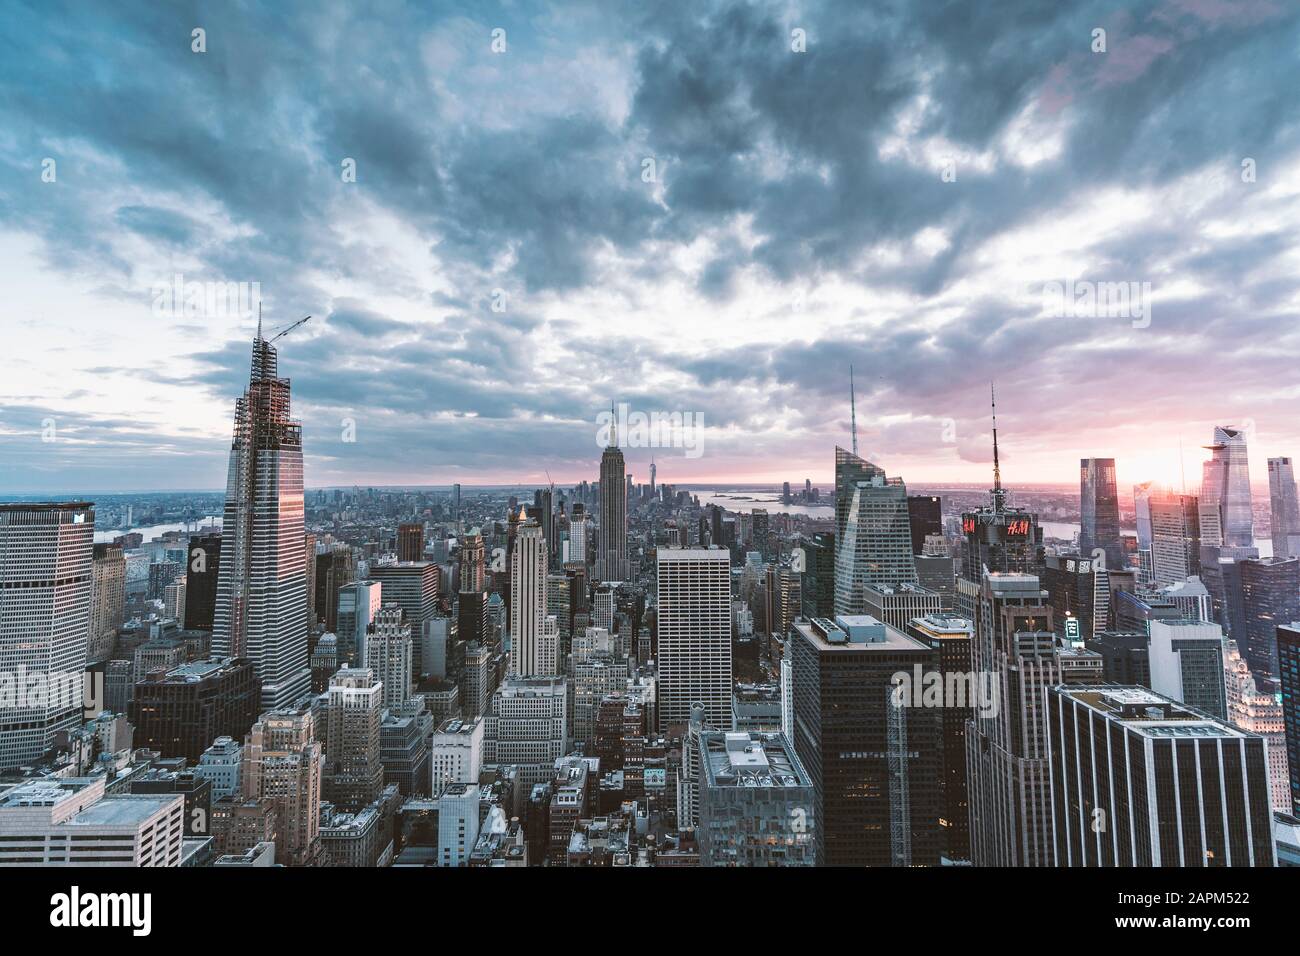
[990,382,1007,513]
[850,365,859,456]
[256,301,263,342]
[610,402,617,448]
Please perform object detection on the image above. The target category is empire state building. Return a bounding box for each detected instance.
[212,325,311,711]
[596,412,629,582]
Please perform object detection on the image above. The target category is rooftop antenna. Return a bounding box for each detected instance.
[990,382,1007,513]
[850,365,859,456]
[256,302,263,342]
[1179,435,1186,494]
[610,402,618,448]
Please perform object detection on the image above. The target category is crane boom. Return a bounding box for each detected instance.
[269,315,311,343]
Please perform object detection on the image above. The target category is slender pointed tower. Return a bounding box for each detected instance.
[212,322,311,711]
[597,403,629,581]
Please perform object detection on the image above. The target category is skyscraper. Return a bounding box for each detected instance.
[1276,623,1300,813]
[183,533,221,632]
[697,731,816,866]
[397,522,424,563]
[369,562,440,672]
[314,547,354,633]
[482,675,568,787]
[1268,457,1300,559]
[1133,481,1155,550]
[790,615,941,866]
[1079,457,1122,569]
[88,541,126,662]
[1147,619,1228,721]
[322,667,385,812]
[1237,556,1300,684]
[905,613,975,863]
[567,505,588,565]
[965,572,1103,867]
[0,502,95,769]
[656,547,732,732]
[213,330,311,712]
[955,394,1045,627]
[1201,425,1254,548]
[1224,640,1291,810]
[1047,685,1275,866]
[597,418,629,582]
[130,658,261,762]
[834,447,918,615]
[243,704,322,866]
[459,528,486,593]
[365,605,413,709]
[1148,491,1202,587]
[906,494,942,556]
[336,579,382,667]
[510,516,557,677]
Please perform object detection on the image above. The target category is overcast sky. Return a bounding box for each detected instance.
[2,0,1299,494]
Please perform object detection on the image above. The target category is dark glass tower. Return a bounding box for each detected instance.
[1237,557,1300,686]
[906,494,942,556]
[790,615,941,866]
[1079,457,1122,569]
[184,532,222,631]
[1278,623,1300,813]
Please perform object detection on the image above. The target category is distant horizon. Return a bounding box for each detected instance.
[1,476,1279,500]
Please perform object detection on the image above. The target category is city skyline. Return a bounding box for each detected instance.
[4,2,1300,493]
[5,0,1300,901]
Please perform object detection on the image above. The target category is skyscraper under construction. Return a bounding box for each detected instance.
[213,320,312,711]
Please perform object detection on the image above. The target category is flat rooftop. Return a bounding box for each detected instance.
[66,794,180,827]
[1057,686,1245,738]
[434,717,481,735]
[701,731,810,790]
[0,777,99,809]
[798,616,930,652]
[151,659,235,681]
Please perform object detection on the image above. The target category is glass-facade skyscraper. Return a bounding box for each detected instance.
[212,330,311,712]
[1079,457,1122,569]
[1201,425,1254,549]
[833,447,917,615]
[1268,456,1300,559]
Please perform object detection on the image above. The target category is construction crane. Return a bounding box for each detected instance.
[269,315,311,343]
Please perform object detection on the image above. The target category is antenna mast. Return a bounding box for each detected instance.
[850,365,859,456]
[990,382,1007,513]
